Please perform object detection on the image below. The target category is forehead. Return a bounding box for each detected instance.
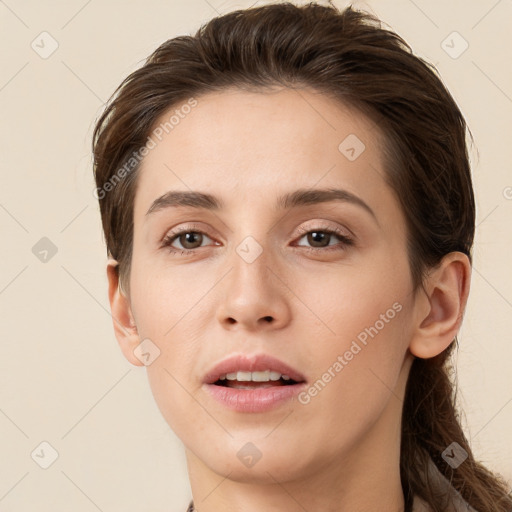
[133,87,394,221]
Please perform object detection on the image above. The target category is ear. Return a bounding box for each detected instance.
[409,252,471,359]
[106,258,144,367]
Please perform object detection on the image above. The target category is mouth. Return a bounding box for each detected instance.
[212,370,302,389]
[203,353,307,386]
[202,354,307,413]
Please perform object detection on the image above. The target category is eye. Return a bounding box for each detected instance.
[294,225,354,252]
[160,223,354,256]
[161,224,217,255]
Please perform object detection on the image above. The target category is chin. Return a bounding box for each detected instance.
[194,438,320,484]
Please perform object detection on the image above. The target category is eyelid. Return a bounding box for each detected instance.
[294,221,352,239]
[162,222,213,241]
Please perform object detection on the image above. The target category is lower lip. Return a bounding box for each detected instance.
[203,382,307,413]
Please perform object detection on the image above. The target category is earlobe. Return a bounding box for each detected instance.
[106,259,144,367]
[409,252,471,359]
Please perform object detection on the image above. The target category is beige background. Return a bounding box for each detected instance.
[0,0,511,510]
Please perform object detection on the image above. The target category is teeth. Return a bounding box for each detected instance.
[251,370,270,382]
[223,370,289,382]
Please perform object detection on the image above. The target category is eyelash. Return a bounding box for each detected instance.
[161,223,354,257]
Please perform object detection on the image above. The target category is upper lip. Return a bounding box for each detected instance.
[203,353,307,384]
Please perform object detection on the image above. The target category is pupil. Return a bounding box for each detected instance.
[308,231,328,247]
[182,232,201,249]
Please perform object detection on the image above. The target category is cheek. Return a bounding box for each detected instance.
[129,258,210,341]
[292,251,409,349]
[295,255,411,419]
[295,307,409,457]
[128,259,216,405]
[305,298,408,400]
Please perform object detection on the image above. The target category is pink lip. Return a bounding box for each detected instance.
[202,353,307,413]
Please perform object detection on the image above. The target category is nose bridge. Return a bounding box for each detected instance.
[215,227,291,330]
[228,207,274,279]
[230,232,273,296]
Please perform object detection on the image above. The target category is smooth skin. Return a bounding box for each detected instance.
[106,86,471,512]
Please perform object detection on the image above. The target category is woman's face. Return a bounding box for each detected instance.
[124,87,418,482]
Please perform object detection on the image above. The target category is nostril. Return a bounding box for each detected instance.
[263,316,273,323]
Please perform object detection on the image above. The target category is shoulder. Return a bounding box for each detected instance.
[412,495,431,511]
[412,459,476,512]
[413,494,472,511]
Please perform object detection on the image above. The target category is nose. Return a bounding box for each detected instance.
[215,244,292,332]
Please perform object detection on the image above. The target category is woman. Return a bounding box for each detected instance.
[92,2,512,511]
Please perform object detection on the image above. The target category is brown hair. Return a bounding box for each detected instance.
[92,2,512,510]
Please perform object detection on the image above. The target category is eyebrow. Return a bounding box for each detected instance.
[145,188,378,223]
